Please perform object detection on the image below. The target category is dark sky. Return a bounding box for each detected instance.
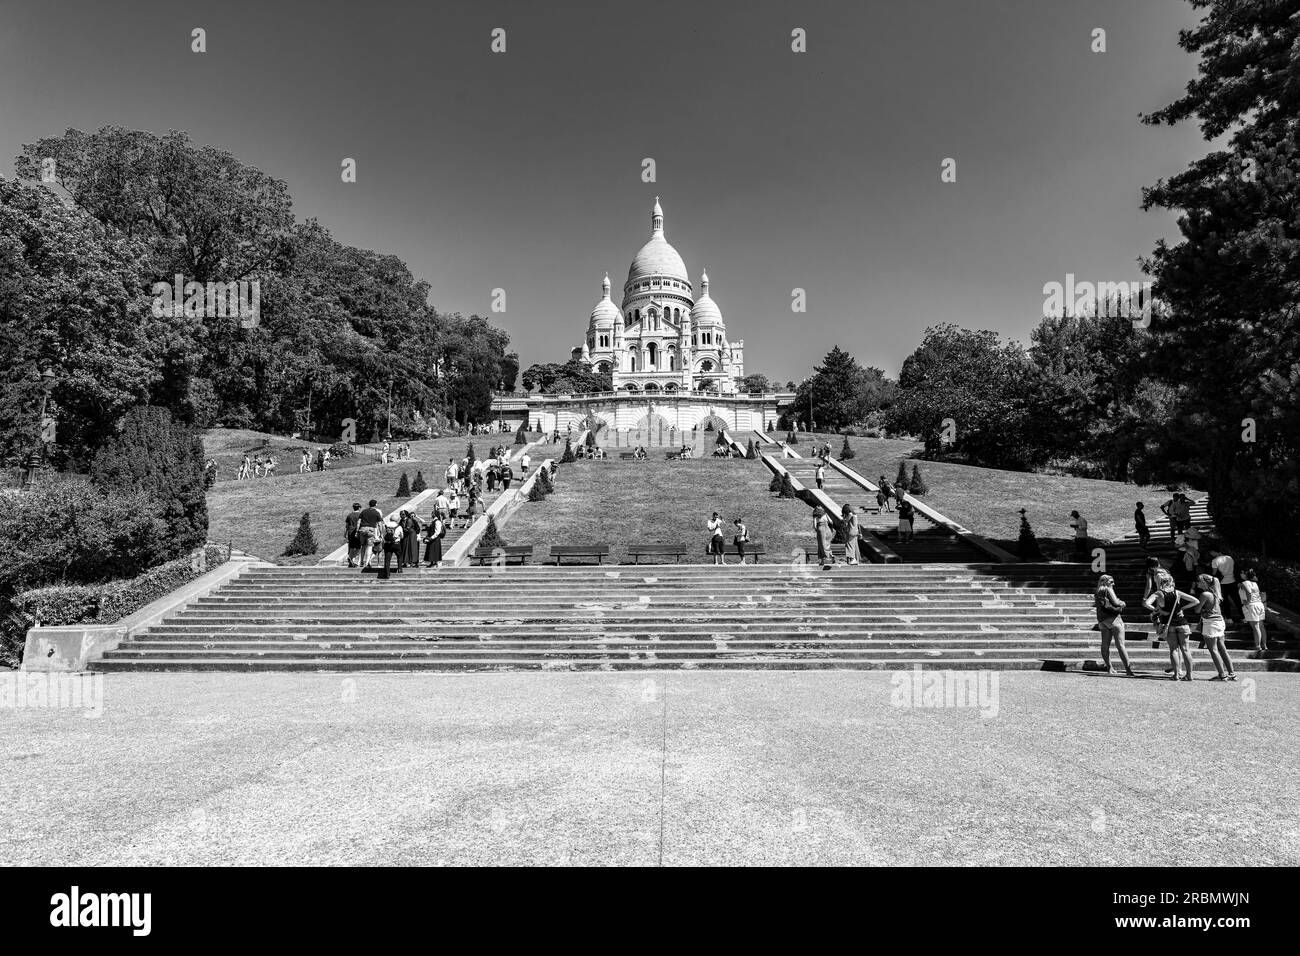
[0,0,1207,380]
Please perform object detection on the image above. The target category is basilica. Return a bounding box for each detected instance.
[571,198,745,394]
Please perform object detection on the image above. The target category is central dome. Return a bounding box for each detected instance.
[626,197,689,284]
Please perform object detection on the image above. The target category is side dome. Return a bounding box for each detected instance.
[690,269,723,326]
[589,273,621,327]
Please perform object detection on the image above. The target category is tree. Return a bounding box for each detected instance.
[769,471,783,494]
[1138,0,1300,556]
[840,435,855,460]
[521,359,611,394]
[480,514,506,549]
[538,467,554,494]
[787,431,798,444]
[560,440,576,464]
[527,474,548,502]
[283,513,318,556]
[909,463,928,496]
[739,372,773,393]
[396,472,410,498]
[778,473,796,498]
[412,471,427,493]
[895,460,910,490]
[1017,510,1044,561]
[791,347,894,431]
[466,442,476,463]
[89,406,208,557]
[885,325,1039,468]
[514,419,528,444]
[585,430,597,448]
[745,439,757,459]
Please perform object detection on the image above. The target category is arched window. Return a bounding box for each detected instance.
[664,381,678,392]
[644,382,660,393]
[630,353,638,372]
[647,342,657,368]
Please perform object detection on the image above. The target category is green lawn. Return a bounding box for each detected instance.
[204,430,559,564]
[505,457,814,563]
[780,432,1194,553]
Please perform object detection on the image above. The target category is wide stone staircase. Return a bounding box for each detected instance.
[89,563,1297,672]
[779,458,989,563]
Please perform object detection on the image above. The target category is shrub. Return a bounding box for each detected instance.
[328,441,355,459]
[779,473,796,498]
[480,514,506,549]
[769,471,783,494]
[396,472,411,498]
[538,467,554,494]
[909,464,928,496]
[1017,511,1044,561]
[895,460,910,490]
[527,476,547,502]
[746,439,757,460]
[584,430,597,448]
[787,431,798,444]
[466,442,476,463]
[89,405,207,558]
[840,435,855,460]
[515,420,528,444]
[283,513,318,556]
[5,545,227,667]
[560,440,576,464]
[412,471,427,493]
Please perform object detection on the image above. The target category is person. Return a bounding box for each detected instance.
[487,462,498,492]
[434,487,450,523]
[501,462,513,491]
[1142,555,1173,601]
[897,498,915,544]
[1094,574,1134,676]
[815,460,826,490]
[344,502,362,568]
[424,511,446,566]
[1239,569,1268,657]
[813,505,836,569]
[300,450,310,474]
[239,455,251,480]
[446,457,460,494]
[358,499,383,571]
[1144,579,1199,681]
[467,490,485,521]
[732,518,749,564]
[322,448,332,470]
[378,516,403,579]
[1209,549,1242,623]
[841,503,860,565]
[1069,510,1089,560]
[315,449,325,472]
[1194,573,1235,681]
[1172,493,1192,535]
[264,456,276,478]
[520,452,531,475]
[1134,501,1150,551]
[400,510,422,569]
[878,476,893,513]
[707,512,725,565]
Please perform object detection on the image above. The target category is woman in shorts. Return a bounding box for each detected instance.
[732,518,749,564]
[1094,574,1134,676]
[1143,585,1199,681]
[707,512,725,565]
[1239,569,1268,657]
[1194,573,1235,681]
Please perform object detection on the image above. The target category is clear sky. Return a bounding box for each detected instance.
[0,0,1207,380]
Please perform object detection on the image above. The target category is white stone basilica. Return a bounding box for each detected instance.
[571,198,744,394]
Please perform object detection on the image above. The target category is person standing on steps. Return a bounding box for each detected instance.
[358,499,383,571]
[813,505,836,569]
[897,498,915,545]
[878,475,894,513]
[377,516,403,579]
[1194,573,1236,681]
[1239,569,1268,657]
[400,509,422,569]
[344,502,362,568]
[1069,510,1090,560]
[840,503,860,565]
[1094,574,1135,677]
[1209,548,1242,623]
[423,511,446,567]
[1134,501,1150,551]
[732,518,749,565]
[501,461,514,492]
[708,512,725,565]
[815,460,826,490]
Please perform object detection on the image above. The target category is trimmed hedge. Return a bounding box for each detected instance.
[6,545,229,664]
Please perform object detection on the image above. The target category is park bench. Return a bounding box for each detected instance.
[470,545,534,566]
[704,542,766,563]
[619,452,638,461]
[549,544,611,565]
[626,543,691,564]
[802,544,854,564]
[665,451,683,460]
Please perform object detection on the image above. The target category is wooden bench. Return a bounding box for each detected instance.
[665,451,683,460]
[802,544,855,564]
[619,452,638,460]
[470,545,534,566]
[704,543,766,563]
[549,544,611,565]
[626,543,691,564]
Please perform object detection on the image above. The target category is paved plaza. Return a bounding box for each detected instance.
[3,671,1297,866]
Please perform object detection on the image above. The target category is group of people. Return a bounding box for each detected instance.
[378,440,413,465]
[299,448,333,473]
[706,512,750,564]
[1092,552,1270,680]
[237,454,278,479]
[444,446,523,496]
[344,499,446,577]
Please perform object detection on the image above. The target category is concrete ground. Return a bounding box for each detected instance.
[3,671,1298,866]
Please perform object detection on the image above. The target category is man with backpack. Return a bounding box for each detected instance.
[357,499,383,571]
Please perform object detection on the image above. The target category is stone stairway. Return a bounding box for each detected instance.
[88,564,1297,672]
[779,458,988,563]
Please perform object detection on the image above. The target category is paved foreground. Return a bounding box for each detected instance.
[3,672,1298,866]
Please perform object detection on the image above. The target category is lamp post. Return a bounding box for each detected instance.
[21,368,56,489]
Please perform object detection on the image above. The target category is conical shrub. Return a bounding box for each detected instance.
[283,512,318,556]
[396,472,410,498]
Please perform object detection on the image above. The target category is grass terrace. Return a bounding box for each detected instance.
[505,456,812,563]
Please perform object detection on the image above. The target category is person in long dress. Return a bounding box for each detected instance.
[840,503,860,565]
[400,510,422,568]
[424,513,445,566]
[813,506,836,570]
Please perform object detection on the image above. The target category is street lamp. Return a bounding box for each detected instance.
[22,369,56,488]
